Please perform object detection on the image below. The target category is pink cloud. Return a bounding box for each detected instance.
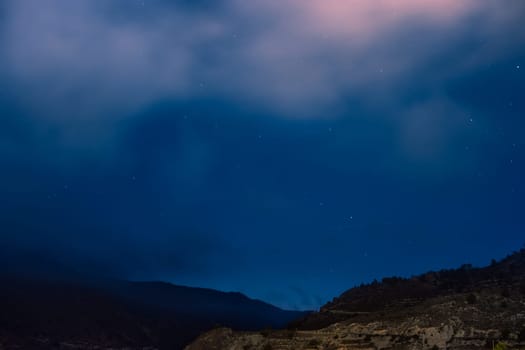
[297,0,475,38]
[238,1,478,44]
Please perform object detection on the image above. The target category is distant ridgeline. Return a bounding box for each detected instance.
[0,278,307,350]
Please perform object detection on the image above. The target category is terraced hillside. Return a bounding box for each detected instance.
[186,249,525,350]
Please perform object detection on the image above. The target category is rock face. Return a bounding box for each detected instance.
[186,249,525,349]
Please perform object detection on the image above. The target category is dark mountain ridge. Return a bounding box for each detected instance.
[0,275,307,350]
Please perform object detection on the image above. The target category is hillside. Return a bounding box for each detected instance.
[0,277,306,350]
[186,249,525,350]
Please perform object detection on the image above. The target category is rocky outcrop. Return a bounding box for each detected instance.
[187,315,525,349]
[187,307,525,349]
[186,249,525,350]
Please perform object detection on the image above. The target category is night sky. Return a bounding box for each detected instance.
[1,0,524,310]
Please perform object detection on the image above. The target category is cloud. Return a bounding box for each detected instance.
[3,0,517,123]
[3,0,217,120]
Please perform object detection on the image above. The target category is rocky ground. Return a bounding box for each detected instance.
[186,250,525,350]
[186,295,525,349]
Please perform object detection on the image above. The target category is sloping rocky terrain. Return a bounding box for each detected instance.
[186,249,525,350]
